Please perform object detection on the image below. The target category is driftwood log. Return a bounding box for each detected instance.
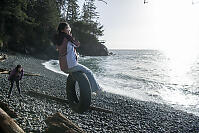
[45,112,85,133]
[0,108,25,133]
[23,73,41,76]
[0,68,9,74]
[0,101,17,118]
[0,68,40,76]
[27,91,114,114]
[0,54,7,62]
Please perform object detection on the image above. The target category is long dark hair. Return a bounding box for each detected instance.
[15,65,22,72]
[53,22,70,46]
[53,22,80,47]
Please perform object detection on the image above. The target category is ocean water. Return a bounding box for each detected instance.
[42,50,199,116]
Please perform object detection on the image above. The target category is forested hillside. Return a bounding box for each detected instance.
[0,0,108,58]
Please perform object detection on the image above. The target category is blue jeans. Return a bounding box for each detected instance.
[67,64,100,92]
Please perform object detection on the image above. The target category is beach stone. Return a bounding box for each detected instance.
[1,53,199,132]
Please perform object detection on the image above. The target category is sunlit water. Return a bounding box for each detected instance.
[42,50,199,116]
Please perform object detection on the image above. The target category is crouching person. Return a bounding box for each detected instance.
[7,65,24,98]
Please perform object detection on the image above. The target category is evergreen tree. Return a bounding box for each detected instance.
[80,0,103,38]
[66,0,80,23]
[56,0,68,18]
[25,0,60,49]
[82,0,98,23]
[0,0,29,44]
[0,0,108,56]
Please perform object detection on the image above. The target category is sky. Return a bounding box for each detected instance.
[78,0,199,50]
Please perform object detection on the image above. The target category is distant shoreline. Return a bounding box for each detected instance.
[109,48,161,51]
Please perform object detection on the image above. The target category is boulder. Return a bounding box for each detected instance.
[79,43,109,56]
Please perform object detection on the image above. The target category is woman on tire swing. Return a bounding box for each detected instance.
[54,22,102,95]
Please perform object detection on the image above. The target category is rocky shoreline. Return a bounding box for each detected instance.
[0,52,199,132]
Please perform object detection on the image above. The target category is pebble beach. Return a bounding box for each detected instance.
[0,52,199,133]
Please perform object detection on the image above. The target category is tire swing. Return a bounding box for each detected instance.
[66,72,91,113]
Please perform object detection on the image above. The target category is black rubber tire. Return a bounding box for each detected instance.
[66,72,91,113]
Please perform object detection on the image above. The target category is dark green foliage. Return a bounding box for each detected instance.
[0,0,28,22]
[0,0,107,56]
[66,0,80,23]
[82,0,99,23]
[80,0,104,39]
[25,0,60,50]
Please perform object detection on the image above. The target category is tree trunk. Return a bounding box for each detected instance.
[0,108,25,133]
[0,17,5,34]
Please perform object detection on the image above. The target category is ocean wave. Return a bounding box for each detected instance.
[42,60,68,76]
[42,50,199,116]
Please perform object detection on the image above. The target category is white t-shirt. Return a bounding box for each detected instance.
[66,41,78,68]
